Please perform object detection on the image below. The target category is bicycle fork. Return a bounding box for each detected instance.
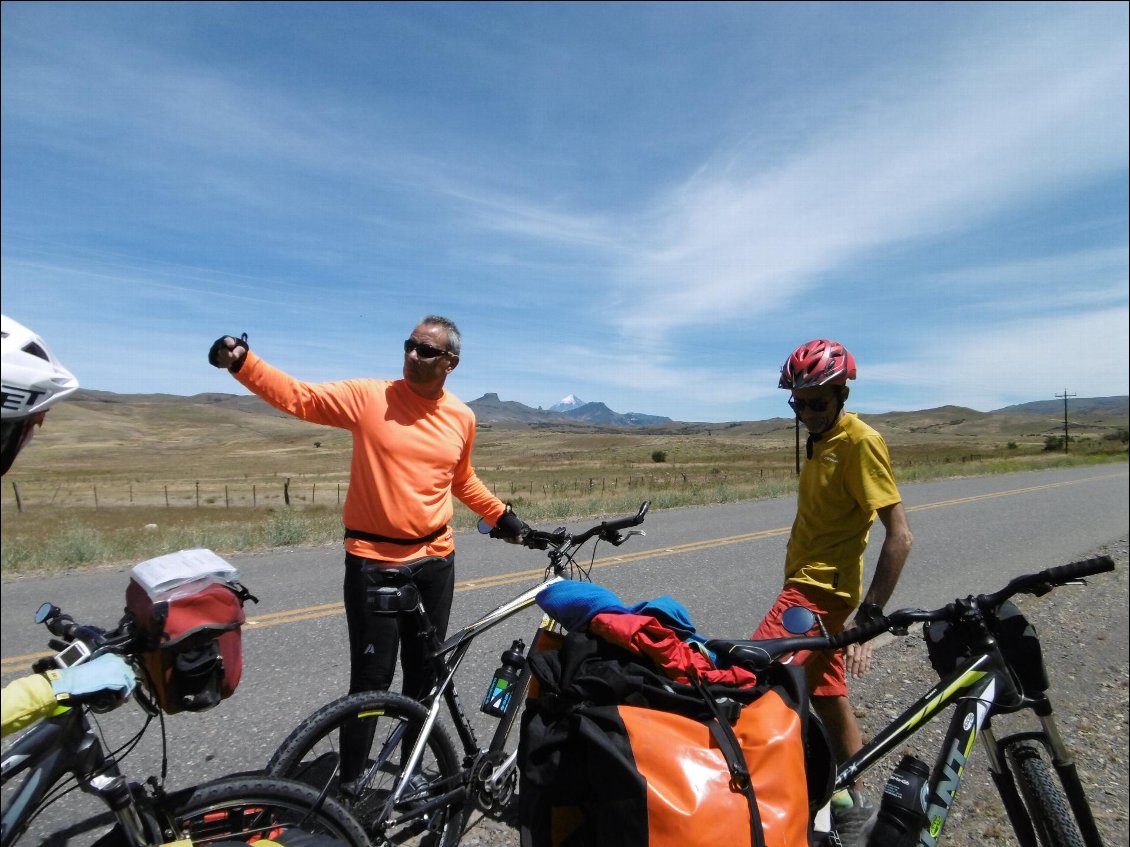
[982,695,1105,847]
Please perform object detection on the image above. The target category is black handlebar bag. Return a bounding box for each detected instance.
[518,627,833,847]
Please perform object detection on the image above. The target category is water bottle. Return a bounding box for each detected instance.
[868,755,930,847]
[481,639,526,717]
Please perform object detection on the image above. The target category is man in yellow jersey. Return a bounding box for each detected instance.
[208,316,526,785]
[751,339,913,847]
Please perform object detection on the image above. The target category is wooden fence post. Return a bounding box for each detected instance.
[284,478,291,506]
[12,481,22,513]
[164,485,170,507]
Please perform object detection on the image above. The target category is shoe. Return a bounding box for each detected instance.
[339,776,365,802]
[831,786,877,847]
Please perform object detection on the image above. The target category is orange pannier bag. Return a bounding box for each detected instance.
[518,623,834,847]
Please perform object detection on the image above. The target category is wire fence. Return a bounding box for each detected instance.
[3,478,346,512]
[2,469,792,513]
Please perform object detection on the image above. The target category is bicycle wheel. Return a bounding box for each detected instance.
[1003,739,1086,847]
[164,776,370,846]
[267,691,463,847]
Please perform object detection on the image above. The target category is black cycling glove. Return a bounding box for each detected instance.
[208,333,250,372]
[490,505,529,544]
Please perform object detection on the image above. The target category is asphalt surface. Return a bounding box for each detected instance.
[3,463,1127,845]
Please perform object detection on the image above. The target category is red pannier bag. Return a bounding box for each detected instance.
[125,550,255,714]
[518,624,834,847]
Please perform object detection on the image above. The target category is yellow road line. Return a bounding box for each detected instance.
[3,471,1124,674]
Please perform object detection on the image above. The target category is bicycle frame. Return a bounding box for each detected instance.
[834,650,1002,846]
[374,574,567,823]
[267,505,652,843]
[832,637,1102,847]
[1,704,151,847]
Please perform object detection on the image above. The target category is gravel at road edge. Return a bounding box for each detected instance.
[458,537,1130,846]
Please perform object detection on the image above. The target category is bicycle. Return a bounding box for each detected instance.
[266,502,651,847]
[1,600,370,847]
[706,554,1116,847]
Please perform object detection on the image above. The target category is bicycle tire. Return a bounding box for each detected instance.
[267,691,463,847]
[133,775,371,847]
[1004,739,1086,847]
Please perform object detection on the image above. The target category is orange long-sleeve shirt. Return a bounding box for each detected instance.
[234,352,507,563]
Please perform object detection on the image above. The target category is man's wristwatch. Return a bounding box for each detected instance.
[856,602,884,624]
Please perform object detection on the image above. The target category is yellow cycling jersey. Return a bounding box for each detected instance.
[785,413,902,607]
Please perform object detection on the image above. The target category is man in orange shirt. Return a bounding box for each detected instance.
[208,316,526,709]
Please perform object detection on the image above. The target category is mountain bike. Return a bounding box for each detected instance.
[707,554,1115,847]
[266,502,651,847]
[1,601,369,847]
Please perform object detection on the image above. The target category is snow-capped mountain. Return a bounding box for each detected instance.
[550,394,586,413]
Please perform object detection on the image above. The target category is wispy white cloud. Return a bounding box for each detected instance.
[913,247,1129,315]
[863,305,1130,412]
[2,3,1126,422]
[608,14,1128,340]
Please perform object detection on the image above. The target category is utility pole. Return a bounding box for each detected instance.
[1055,390,1076,452]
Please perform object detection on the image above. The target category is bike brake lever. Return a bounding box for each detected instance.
[606,529,645,547]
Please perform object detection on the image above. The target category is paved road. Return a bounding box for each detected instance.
[3,464,1127,844]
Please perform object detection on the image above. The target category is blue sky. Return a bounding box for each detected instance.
[2,2,1127,423]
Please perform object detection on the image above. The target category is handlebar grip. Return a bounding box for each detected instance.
[1037,555,1115,584]
[826,617,890,649]
[708,615,892,672]
[995,555,1116,602]
[46,614,79,640]
[598,505,649,534]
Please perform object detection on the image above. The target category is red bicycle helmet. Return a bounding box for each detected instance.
[778,339,857,389]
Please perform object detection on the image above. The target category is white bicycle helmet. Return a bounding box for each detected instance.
[1,315,79,474]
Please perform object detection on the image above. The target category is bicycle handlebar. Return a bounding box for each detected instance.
[32,604,140,673]
[708,555,1115,673]
[522,501,651,560]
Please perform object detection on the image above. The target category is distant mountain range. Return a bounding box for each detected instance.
[466,393,1128,429]
[470,393,672,427]
[992,397,1128,416]
[68,388,1126,431]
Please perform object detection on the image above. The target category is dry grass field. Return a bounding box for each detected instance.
[2,391,1125,574]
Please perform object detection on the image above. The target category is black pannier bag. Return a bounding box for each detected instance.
[925,600,1049,696]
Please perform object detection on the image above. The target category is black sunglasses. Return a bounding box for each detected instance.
[403,339,451,360]
[788,396,833,413]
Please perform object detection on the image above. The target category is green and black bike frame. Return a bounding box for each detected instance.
[834,631,1102,847]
